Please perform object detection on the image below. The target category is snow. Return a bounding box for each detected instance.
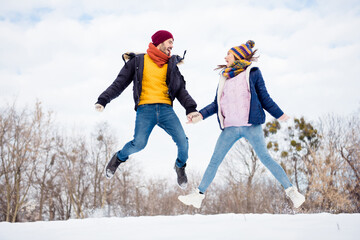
[0,213,359,240]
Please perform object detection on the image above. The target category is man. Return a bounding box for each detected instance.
[95,30,199,189]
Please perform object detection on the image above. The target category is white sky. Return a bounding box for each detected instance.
[1,0,360,178]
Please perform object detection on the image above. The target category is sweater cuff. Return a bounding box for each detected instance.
[274,109,284,119]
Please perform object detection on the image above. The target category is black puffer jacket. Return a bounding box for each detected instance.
[96,52,197,115]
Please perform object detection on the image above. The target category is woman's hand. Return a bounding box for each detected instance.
[278,113,290,122]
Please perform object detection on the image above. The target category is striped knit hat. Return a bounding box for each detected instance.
[229,40,255,60]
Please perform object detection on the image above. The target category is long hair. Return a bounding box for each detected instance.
[215,49,259,70]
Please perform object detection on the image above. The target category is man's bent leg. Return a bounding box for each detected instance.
[158,104,188,167]
[158,104,189,188]
[117,105,156,161]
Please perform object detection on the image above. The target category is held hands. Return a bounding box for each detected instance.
[278,113,290,122]
[186,112,203,124]
[95,104,104,112]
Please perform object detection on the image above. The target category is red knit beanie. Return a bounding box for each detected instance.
[151,30,174,46]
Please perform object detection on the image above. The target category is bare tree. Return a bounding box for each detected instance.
[337,114,360,210]
[56,133,90,219]
[88,123,117,213]
[308,114,360,212]
[29,103,58,221]
[0,102,45,222]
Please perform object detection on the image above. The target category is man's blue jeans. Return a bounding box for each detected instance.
[198,125,292,193]
[117,104,188,168]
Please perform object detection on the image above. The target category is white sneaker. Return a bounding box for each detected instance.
[285,186,305,208]
[178,189,205,209]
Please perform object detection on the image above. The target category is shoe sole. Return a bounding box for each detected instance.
[293,197,305,208]
[178,182,188,189]
[178,196,201,209]
[105,168,114,179]
[174,165,188,189]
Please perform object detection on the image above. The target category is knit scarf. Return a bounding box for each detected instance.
[222,60,252,79]
[147,42,170,68]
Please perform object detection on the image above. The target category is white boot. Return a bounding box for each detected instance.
[178,189,205,209]
[285,186,305,208]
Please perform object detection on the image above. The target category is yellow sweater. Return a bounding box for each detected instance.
[139,54,171,106]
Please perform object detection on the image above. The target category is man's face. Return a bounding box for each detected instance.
[157,38,174,56]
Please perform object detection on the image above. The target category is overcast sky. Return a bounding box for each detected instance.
[1,0,360,178]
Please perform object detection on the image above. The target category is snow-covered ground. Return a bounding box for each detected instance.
[0,213,359,240]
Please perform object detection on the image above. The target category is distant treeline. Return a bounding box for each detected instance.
[0,101,359,222]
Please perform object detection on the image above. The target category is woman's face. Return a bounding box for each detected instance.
[225,51,236,67]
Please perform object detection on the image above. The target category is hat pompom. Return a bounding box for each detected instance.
[247,40,255,48]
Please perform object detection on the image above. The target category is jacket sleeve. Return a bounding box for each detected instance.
[174,67,198,115]
[96,57,135,108]
[199,91,218,120]
[252,68,284,119]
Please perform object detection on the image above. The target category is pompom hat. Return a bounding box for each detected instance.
[151,30,174,46]
[229,40,255,60]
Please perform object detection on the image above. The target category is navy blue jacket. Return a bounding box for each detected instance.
[96,53,197,115]
[199,66,284,130]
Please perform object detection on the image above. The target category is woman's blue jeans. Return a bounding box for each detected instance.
[117,104,188,168]
[198,125,292,193]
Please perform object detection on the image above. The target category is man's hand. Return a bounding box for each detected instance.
[95,104,104,112]
[186,112,203,124]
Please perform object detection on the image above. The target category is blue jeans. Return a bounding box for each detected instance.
[117,104,188,168]
[198,125,292,193]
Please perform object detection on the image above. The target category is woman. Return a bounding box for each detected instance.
[179,40,305,209]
